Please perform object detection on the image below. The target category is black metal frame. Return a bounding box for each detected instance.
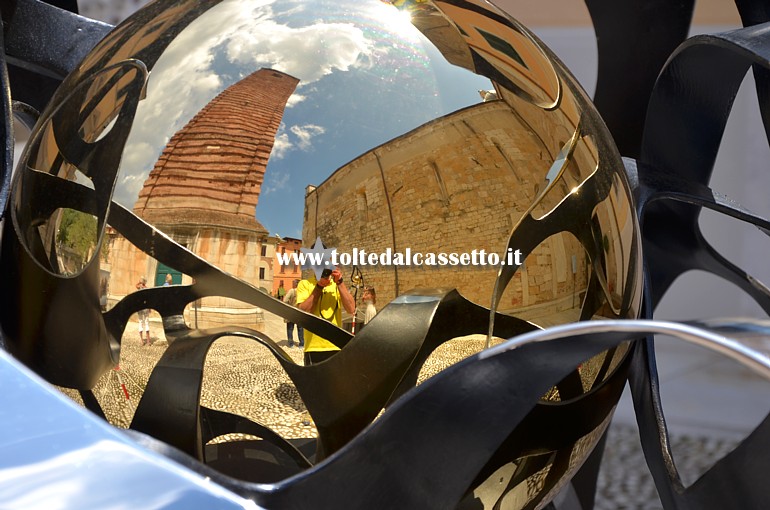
[2,1,770,509]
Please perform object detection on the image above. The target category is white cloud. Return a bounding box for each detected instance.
[116,0,377,206]
[263,171,290,195]
[269,123,326,160]
[271,131,292,160]
[224,20,374,84]
[285,93,306,108]
[115,141,160,207]
[290,124,325,150]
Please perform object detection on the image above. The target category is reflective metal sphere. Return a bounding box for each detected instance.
[15,0,641,322]
[2,0,642,506]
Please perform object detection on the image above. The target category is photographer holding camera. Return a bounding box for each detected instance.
[296,266,356,365]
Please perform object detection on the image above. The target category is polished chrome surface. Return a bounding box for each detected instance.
[0,349,257,510]
[483,318,770,379]
[12,0,641,326]
[4,1,643,505]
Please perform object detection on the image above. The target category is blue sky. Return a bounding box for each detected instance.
[115,0,492,240]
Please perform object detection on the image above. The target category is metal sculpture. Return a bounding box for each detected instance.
[626,20,770,510]
[581,0,770,507]
[0,0,769,509]
[2,315,768,509]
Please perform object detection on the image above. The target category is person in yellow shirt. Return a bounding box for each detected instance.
[296,267,356,365]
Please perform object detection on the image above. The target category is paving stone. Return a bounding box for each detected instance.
[57,316,746,506]
[595,421,741,509]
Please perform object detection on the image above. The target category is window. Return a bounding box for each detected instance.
[259,267,265,280]
[476,28,527,69]
[357,190,369,223]
[260,245,267,257]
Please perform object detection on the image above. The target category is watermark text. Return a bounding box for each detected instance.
[278,247,523,268]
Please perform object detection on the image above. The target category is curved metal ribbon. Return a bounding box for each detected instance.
[202,319,769,509]
[635,24,770,312]
[631,20,770,509]
[130,287,537,463]
[0,33,12,223]
[584,0,695,159]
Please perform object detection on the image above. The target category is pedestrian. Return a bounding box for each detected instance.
[135,277,150,346]
[297,267,355,365]
[362,286,377,325]
[284,279,304,348]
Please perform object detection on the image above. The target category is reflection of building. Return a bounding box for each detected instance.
[106,69,299,327]
[410,0,560,109]
[332,0,636,324]
[273,236,302,295]
[256,234,282,293]
[304,100,591,318]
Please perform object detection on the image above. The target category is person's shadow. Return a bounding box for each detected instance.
[275,382,306,412]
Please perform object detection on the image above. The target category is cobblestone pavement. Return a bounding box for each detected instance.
[61,312,497,439]
[594,422,741,509]
[58,314,747,507]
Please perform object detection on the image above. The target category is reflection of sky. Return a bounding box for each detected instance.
[0,349,252,510]
[116,0,492,239]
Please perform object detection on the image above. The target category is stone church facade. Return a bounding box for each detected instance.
[303,100,595,324]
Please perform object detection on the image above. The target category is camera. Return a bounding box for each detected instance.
[321,268,332,279]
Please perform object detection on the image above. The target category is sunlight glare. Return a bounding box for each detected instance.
[373,2,418,39]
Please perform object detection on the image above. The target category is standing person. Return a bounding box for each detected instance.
[296,267,355,365]
[276,280,286,301]
[362,286,377,325]
[136,277,151,346]
[163,273,173,286]
[284,279,303,348]
[99,277,109,312]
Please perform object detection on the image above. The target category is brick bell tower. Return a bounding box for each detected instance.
[104,68,301,326]
[134,68,300,233]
